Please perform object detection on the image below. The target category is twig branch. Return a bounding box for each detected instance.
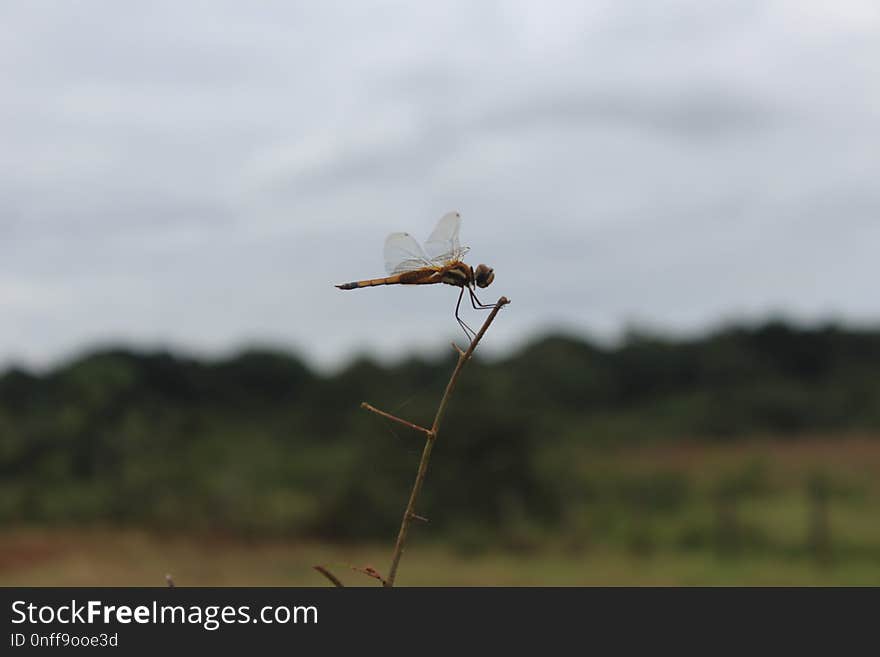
[385,296,510,587]
[315,295,510,588]
[350,565,387,585]
[313,565,345,587]
[361,402,433,437]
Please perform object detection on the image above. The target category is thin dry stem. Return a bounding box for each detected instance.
[350,565,387,585]
[313,565,345,587]
[384,296,510,587]
[315,295,509,587]
[361,402,433,437]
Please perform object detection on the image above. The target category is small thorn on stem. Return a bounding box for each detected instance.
[409,513,429,523]
[451,342,466,357]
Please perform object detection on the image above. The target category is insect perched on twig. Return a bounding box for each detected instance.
[335,211,496,341]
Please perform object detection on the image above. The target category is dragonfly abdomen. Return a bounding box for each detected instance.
[336,276,399,290]
[335,270,442,290]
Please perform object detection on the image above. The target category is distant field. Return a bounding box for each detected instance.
[591,434,880,479]
[3,436,880,586]
[0,527,879,586]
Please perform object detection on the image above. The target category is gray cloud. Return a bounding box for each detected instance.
[476,88,777,138]
[1,1,878,371]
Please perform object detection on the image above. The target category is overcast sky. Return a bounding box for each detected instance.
[1,1,879,371]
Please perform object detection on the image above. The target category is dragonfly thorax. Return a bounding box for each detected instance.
[440,262,473,287]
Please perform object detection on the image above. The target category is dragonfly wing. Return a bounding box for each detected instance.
[384,232,433,274]
[424,211,463,264]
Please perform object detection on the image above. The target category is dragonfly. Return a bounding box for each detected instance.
[335,211,496,341]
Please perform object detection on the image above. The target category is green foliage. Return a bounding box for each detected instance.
[1,321,879,541]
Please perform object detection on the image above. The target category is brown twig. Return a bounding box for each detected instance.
[350,565,387,585]
[361,402,433,437]
[384,296,510,586]
[314,295,509,588]
[313,565,345,587]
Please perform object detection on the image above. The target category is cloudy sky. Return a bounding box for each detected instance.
[1,1,878,371]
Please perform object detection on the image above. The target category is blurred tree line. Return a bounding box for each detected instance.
[1,320,879,544]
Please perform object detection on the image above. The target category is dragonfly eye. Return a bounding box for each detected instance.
[475,264,494,288]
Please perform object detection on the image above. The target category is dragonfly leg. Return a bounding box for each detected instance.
[468,287,496,310]
[455,286,477,342]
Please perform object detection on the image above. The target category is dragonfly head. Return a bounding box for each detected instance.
[474,264,495,288]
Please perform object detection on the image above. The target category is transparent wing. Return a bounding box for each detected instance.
[424,211,467,264]
[384,232,433,274]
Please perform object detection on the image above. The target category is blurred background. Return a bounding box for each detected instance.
[1,1,879,585]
